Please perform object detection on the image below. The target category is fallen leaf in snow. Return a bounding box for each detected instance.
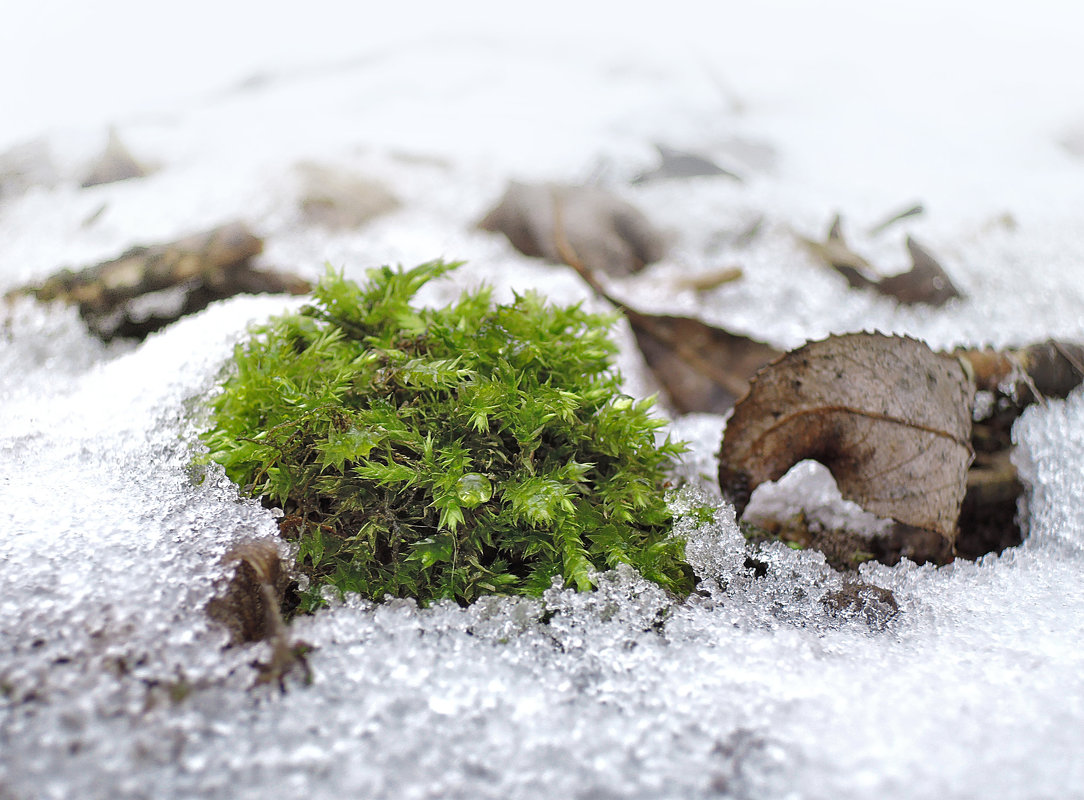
[549,207,779,412]
[718,332,975,543]
[624,308,782,413]
[632,144,741,184]
[801,214,963,306]
[479,181,665,276]
[296,161,400,229]
[881,237,962,306]
[206,540,311,690]
[81,128,152,188]
[206,540,289,645]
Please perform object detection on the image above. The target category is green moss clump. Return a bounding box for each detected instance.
[202,260,694,609]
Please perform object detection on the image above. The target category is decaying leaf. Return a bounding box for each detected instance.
[479,181,665,276]
[81,128,152,188]
[5,222,310,340]
[958,340,1084,402]
[550,205,780,412]
[801,215,963,306]
[632,144,741,184]
[718,333,975,544]
[296,161,400,229]
[206,540,311,690]
[801,215,876,280]
[207,540,290,645]
[625,310,781,413]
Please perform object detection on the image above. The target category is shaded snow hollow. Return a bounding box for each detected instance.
[4,4,1084,798]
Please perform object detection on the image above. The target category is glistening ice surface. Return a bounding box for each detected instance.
[3,4,1084,798]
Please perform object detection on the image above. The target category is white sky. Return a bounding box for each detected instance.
[4,0,1083,148]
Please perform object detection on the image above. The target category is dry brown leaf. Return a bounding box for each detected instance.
[549,202,780,413]
[81,128,152,188]
[959,340,1084,401]
[718,332,975,543]
[625,310,781,413]
[296,161,400,229]
[206,540,311,690]
[206,540,289,645]
[802,215,963,306]
[479,181,665,276]
[632,144,741,184]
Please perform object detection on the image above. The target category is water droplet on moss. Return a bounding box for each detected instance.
[456,473,493,507]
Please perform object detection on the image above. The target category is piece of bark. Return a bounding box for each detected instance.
[6,222,310,341]
[81,128,151,188]
[479,181,665,276]
[718,333,976,545]
[632,144,741,184]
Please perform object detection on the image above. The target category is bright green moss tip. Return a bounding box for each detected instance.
[202,260,694,609]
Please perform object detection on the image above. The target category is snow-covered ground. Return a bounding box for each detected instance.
[2,3,1084,798]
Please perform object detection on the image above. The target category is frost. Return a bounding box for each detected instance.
[4,8,1084,799]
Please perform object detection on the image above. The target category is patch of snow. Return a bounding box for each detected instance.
[3,3,1084,798]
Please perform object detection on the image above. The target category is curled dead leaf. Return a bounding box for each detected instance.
[718,333,975,544]
[479,181,665,276]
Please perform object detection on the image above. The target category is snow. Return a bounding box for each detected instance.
[3,2,1084,798]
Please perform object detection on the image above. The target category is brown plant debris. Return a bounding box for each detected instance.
[958,340,1084,403]
[81,128,152,188]
[632,144,741,184]
[206,540,311,690]
[801,214,962,306]
[718,333,976,547]
[6,222,310,340]
[821,579,899,630]
[721,334,1084,568]
[550,201,780,413]
[479,181,665,276]
[296,161,401,229]
[673,266,744,293]
[868,203,924,235]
